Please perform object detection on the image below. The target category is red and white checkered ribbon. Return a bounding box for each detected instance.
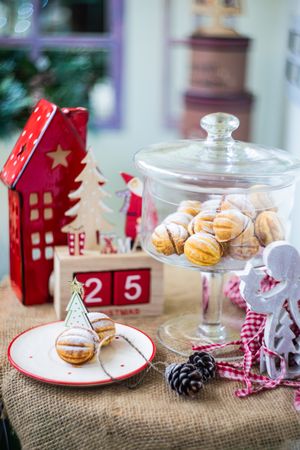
[223,275,247,310]
[193,274,300,410]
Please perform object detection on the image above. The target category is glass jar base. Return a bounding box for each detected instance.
[157,313,243,360]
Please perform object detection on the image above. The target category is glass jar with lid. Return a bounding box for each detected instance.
[135,112,300,356]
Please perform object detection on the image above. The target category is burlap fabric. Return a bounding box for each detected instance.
[1,266,300,450]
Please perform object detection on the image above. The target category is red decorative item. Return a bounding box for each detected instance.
[102,236,117,254]
[76,271,112,307]
[117,173,143,242]
[67,231,85,256]
[0,99,88,305]
[113,269,150,306]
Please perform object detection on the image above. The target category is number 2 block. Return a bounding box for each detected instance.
[75,271,112,307]
[113,269,150,305]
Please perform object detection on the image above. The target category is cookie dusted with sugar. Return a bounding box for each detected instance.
[249,185,277,212]
[220,194,256,219]
[88,312,116,346]
[254,211,284,247]
[192,209,217,235]
[177,200,202,217]
[229,236,260,261]
[152,223,189,256]
[184,232,222,266]
[213,209,249,242]
[201,198,221,212]
[229,217,254,245]
[55,327,99,365]
[163,212,193,229]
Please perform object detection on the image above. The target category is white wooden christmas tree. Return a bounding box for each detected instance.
[275,310,297,363]
[62,150,113,251]
[64,278,93,329]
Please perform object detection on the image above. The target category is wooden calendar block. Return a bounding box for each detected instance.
[76,271,112,307]
[54,246,164,319]
[113,269,150,306]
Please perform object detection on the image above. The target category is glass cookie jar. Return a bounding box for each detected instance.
[135,112,300,356]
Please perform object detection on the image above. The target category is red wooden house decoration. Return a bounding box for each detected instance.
[0,98,88,305]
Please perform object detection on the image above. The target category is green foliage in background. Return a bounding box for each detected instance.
[0,49,107,137]
[0,50,35,136]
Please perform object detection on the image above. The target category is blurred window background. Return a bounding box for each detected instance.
[1,0,300,278]
[0,0,123,137]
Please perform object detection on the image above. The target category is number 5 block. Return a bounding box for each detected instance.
[113,269,150,305]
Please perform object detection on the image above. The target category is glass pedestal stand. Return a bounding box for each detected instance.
[157,271,244,359]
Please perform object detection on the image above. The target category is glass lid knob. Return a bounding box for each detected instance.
[200,112,240,142]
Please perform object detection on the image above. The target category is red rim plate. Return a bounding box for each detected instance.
[7,321,156,386]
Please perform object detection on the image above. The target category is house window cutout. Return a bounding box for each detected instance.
[43,192,53,204]
[45,246,53,260]
[44,208,53,220]
[31,233,40,245]
[29,193,38,206]
[32,248,41,261]
[30,209,39,221]
[45,231,54,244]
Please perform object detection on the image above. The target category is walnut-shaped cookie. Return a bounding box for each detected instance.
[254,211,284,247]
[229,217,254,246]
[163,212,193,229]
[213,209,249,243]
[249,185,277,213]
[201,198,221,212]
[152,223,189,255]
[184,232,222,266]
[220,194,256,219]
[192,209,216,235]
[88,312,116,346]
[56,327,99,365]
[188,217,196,235]
[177,200,202,217]
[229,236,260,261]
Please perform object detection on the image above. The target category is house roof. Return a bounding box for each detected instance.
[0,98,88,189]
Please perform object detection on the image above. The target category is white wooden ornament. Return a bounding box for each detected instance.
[65,292,93,329]
[64,278,93,330]
[240,241,300,380]
[62,150,113,251]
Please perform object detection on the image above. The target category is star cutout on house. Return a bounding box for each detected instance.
[46,145,71,169]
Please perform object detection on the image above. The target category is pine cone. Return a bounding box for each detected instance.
[188,351,216,382]
[165,363,204,396]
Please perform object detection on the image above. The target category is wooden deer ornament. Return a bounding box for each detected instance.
[240,241,300,380]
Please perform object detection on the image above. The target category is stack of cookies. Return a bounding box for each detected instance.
[56,313,116,365]
[151,192,284,267]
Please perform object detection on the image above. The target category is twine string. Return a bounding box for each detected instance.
[96,334,169,389]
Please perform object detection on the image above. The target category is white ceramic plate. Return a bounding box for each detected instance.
[8,321,156,386]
